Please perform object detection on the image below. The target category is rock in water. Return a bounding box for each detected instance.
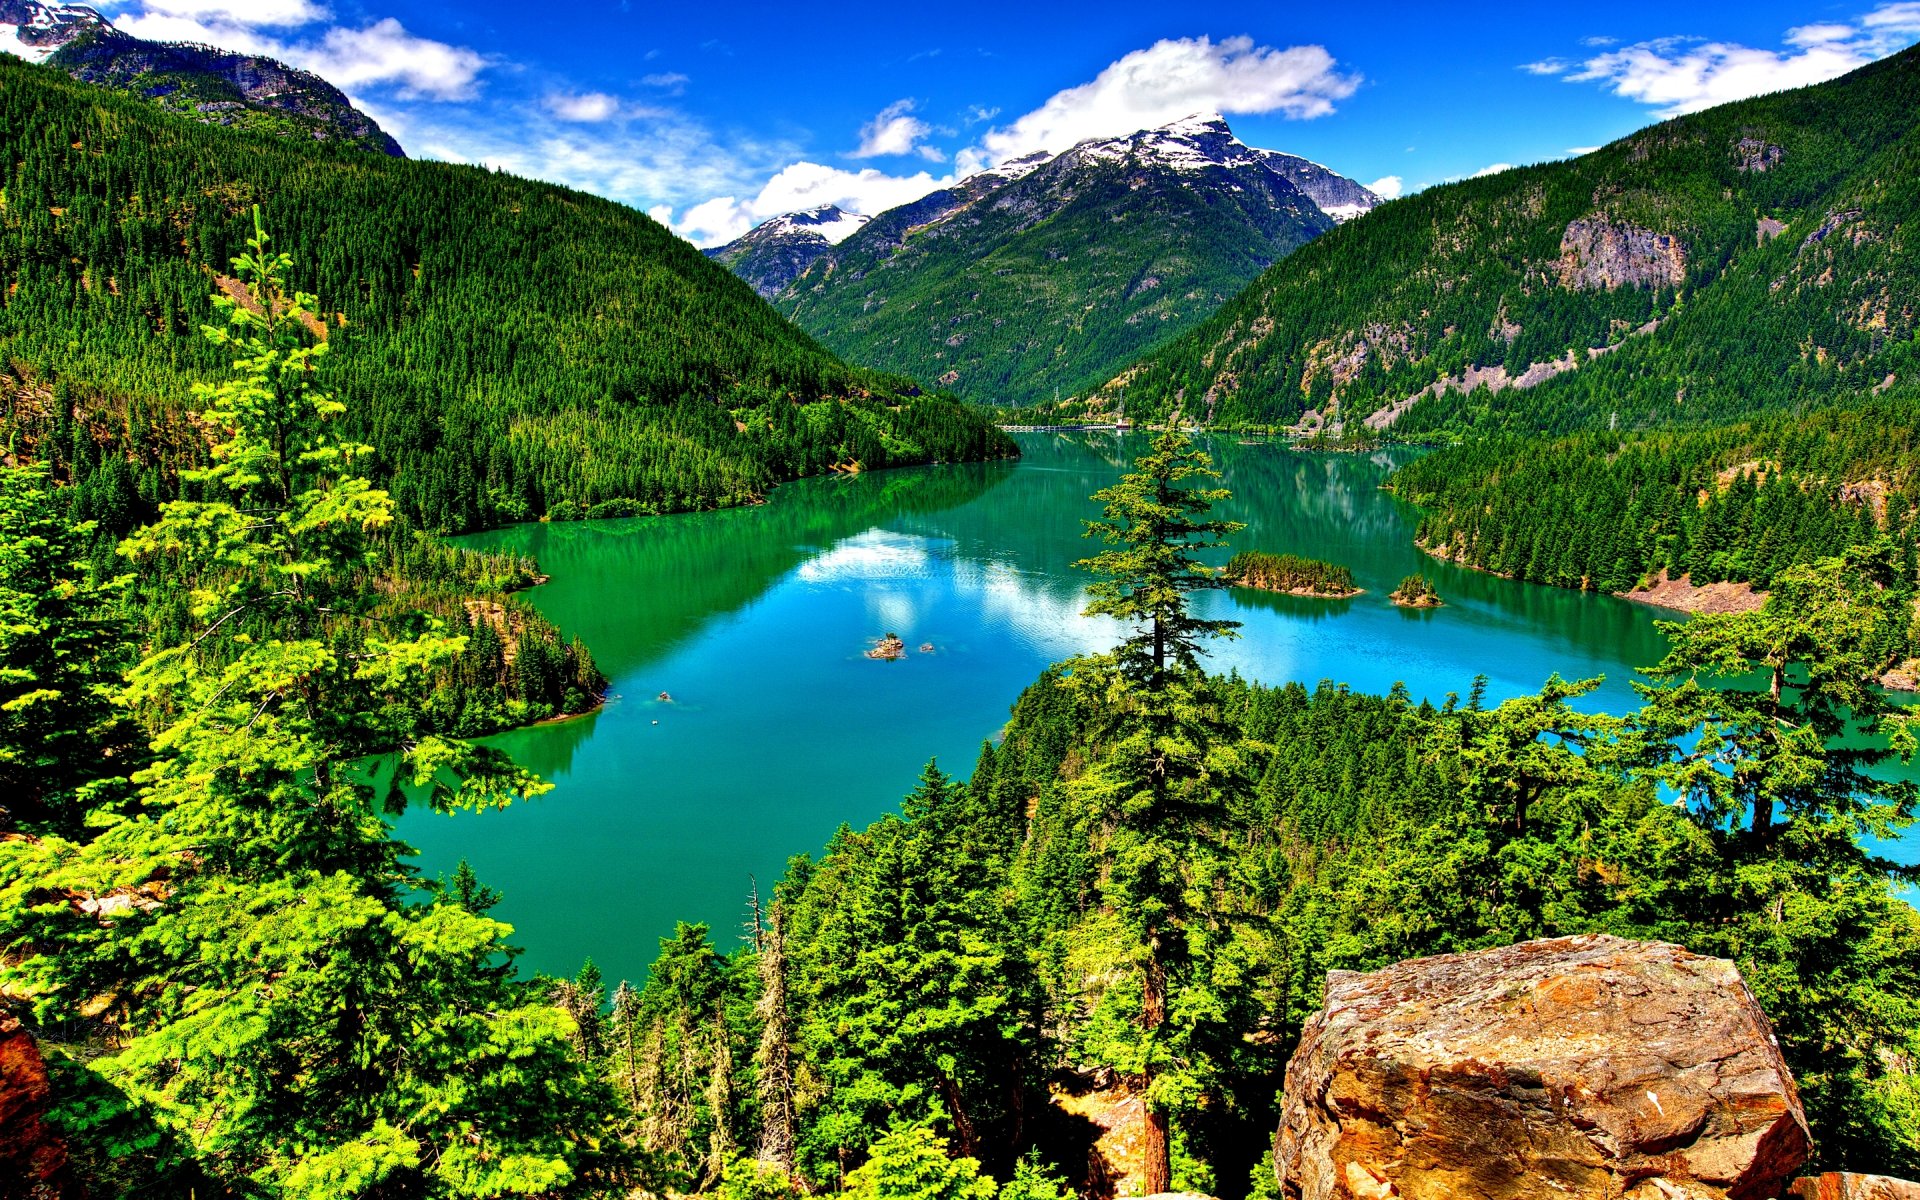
[1274,933,1810,1200]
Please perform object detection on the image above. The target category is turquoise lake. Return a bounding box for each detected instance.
[398,432,1912,985]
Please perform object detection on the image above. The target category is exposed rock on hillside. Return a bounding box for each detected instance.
[1734,137,1784,172]
[1,2,403,154]
[1557,216,1687,291]
[1273,934,1810,1200]
[1618,568,1765,614]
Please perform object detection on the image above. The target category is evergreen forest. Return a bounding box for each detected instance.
[0,56,1013,535]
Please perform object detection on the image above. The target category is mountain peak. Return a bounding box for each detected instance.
[1158,111,1230,136]
[771,204,870,244]
[0,0,107,61]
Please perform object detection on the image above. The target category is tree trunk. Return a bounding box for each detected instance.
[1140,946,1171,1194]
[753,906,797,1169]
[939,1072,978,1161]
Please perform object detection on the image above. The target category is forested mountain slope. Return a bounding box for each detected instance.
[0,57,1012,532]
[1096,44,1920,434]
[776,115,1369,407]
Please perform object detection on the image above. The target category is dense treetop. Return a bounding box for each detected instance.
[0,56,1012,533]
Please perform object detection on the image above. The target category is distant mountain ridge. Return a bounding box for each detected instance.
[736,113,1378,406]
[703,204,869,298]
[1098,45,1920,436]
[0,0,402,155]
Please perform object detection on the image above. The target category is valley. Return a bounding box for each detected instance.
[4,9,1920,1199]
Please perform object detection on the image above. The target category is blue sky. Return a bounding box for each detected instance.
[84,0,1920,244]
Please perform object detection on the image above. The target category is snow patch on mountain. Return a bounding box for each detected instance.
[765,204,870,246]
[0,0,106,61]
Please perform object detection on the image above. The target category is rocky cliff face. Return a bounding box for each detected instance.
[1556,216,1687,291]
[0,3,402,155]
[48,28,404,155]
[1255,148,1382,221]
[1273,934,1811,1200]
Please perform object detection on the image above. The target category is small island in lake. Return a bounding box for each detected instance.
[1390,573,1444,608]
[866,633,908,660]
[1225,551,1361,598]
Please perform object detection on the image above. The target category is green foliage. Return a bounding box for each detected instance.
[0,464,137,834]
[0,56,1013,533]
[1077,428,1244,679]
[1225,550,1357,595]
[779,148,1329,407]
[1103,45,1920,435]
[840,1123,998,1200]
[0,217,623,1197]
[995,1151,1071,1200]
[716,1155,807,1200]
[1392,393,1920,606]
[1389,573,1441,606]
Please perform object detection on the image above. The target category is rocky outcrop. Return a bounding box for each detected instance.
[0,1018,75,1198]
[1734,138,1784,173]
[43,24,403,155]
[1557,217,1687,291]
[1793,1176,1920,1200]
[1274,934,1810,1200]
[1617,569,1765,615]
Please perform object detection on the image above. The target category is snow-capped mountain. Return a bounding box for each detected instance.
[1,0,403,155]
[703,204,871,298]
[0,0,106,60]
[766,112,1370,407]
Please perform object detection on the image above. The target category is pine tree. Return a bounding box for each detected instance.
[0,213,613,1197]
[1077,428,1243,682]
[1070,430,1252,1193]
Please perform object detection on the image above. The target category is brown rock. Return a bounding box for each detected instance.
[1792,1175,1920,1200]
[0,1019,77,1198]
[1274,934,1810,1200]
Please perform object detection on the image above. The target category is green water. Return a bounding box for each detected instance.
[398,433,1904,985]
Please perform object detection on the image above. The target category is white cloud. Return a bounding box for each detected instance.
[660,159,961,245]
[1864,1,1920,31]
[102,0,326,26]
[1473,162,1515,177]
[1786,22,1858,47]
[1521,58,1572,75]
[545,91,620,122]
[641,71,689,93]
[851,99,939,159]
[1366,174,1403,199]
[977,34,1360,162]
[101,4,490,101]
[1547,3,1920,116]
[1565,145,1602,155]
[297,18,488,100]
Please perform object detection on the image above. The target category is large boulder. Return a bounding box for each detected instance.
[1274,934,1810,1200]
